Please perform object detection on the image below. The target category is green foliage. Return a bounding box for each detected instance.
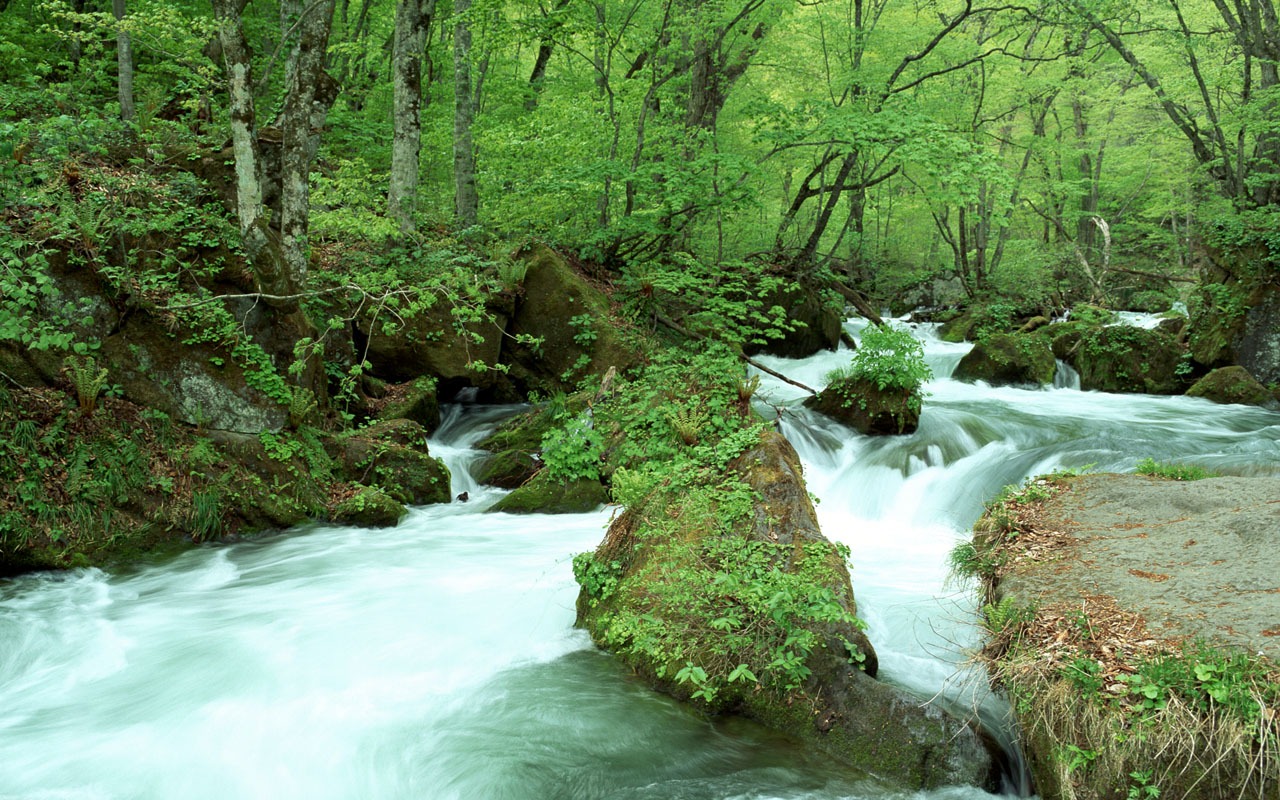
[540,414,604,482]
[63,354,109,413]
[1124,643,1278,730]
[1134,458,1218,481]
[981,596,1033,636]
[827,324,932,413]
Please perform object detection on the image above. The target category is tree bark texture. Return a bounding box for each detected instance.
[452,0,479,227]
[389,0,434,234]
[112,0,135,123]
[279,0,338,301]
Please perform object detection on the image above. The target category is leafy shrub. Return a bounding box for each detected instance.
[540,414,605,481]
[827,324,932,413]
[1135,458,1218,481]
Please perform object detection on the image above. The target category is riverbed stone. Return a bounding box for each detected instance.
[1076,326,1184,394]
[804,376,921,435]
[1185,365,1277,407]
[490,474,607,514]
[953,333,1055,386]
[332,486,407,528]
[576,430,996,790]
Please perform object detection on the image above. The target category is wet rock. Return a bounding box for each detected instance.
[331,486,406,528]
[490,474,608,514]
[1186,365,1277,408]
[333,421,451,506]
[743,282,842,358]
[1076,326,1185,394]
[804,377,920,435]
[953,334,1055,386]
[576,431,996,790]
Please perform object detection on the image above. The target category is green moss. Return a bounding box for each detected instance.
[332,486,407,528]
[953,333,1055,386]
[490,475,607,514]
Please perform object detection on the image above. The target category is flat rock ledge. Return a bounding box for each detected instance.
[974,473,1280,800]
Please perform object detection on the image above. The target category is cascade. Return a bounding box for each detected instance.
[1,319,1278,799]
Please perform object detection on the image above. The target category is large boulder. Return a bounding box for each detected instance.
[575,431,996,790]
[1186,366,1278,408]
[500,244,637,394]
[743,282,842,359]
[332,420,451,506]
[805,377,920,435]
[953,334,1055,386]
[1076,326,1185,394]
[354,293,511,399]
[490,474,608,514]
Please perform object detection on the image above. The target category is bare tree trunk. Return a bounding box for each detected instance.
[112,0,135,123]
[389,0,434,234]
[452,0,479,227]
[211,0,270,268]
[278,0,337,302]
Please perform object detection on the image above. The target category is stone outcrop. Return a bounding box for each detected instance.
[1075,326,1185,394]
[576,431,996,790]
[804,376,921,435]
[953,334,1055,386]
[1185,365,1278,408]
[969,473,1280,800]
[743,281,843,358]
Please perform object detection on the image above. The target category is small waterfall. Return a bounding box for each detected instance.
[1,319,1277,799]
[1053,359,1080,390]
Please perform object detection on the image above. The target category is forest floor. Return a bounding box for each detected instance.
[998,473,1280,667]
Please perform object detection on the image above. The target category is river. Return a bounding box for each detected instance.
[2,320,1278,799]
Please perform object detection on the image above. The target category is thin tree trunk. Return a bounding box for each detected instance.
[452,0,479,227]
[211,0,269,267]
[112,0,135,123]
[389,0,433,234]
[279,0,337,301]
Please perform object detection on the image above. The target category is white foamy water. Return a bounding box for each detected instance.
[2,323,1278,799]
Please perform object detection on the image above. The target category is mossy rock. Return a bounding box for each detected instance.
[1048,323,1087,363]
[1186,366,1277,408]
[743,281,842,358]
[334,422,451,506]
[475,448,542,489]
[953,334,1055,386]
[574,431,995,790]
[804,376,920,435]
[490,474,607,514]
[331,486,406,528]
[500,244,639,395]
[376,378,441,433]
[1077,327,1185,394]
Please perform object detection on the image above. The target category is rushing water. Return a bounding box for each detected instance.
[3,320,1279,799]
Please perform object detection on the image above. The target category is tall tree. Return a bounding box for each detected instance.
[453,0,479,227]
[278,0,339,301]
[389,0,435,234]
[112,0,135,123]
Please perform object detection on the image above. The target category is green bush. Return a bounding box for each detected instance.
[828,324,932,413]
[1135,458,1218,481]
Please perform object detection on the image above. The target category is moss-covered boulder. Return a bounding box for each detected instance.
[953,334,1055,386]
[475,448,542,489]
[331,486,407,528]
[375,377,441,433]
[743,282,842,358]
[490,474,608,514]
[1186,366,1277,408]
[575,431,996,790]
[500,244,638,394]
[355,292,510,396]
[1077,326,1185,394]
[805,376,920,435]
[333,421,451,506]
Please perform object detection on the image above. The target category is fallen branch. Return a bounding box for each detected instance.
[655,312,817,395]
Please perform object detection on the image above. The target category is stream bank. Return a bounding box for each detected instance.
[968,472,1280,799]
